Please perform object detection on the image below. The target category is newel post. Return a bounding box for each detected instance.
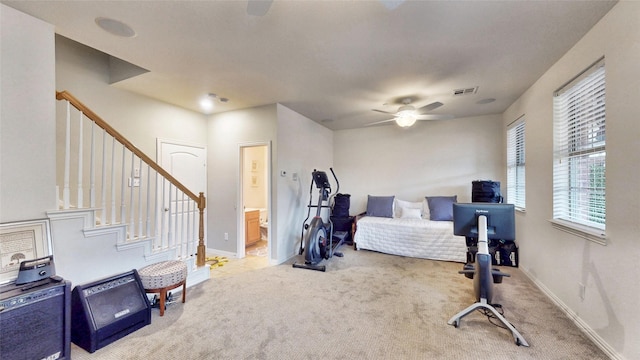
[197,192,207,267]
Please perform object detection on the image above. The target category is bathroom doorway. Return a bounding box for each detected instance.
[239,143,270,264]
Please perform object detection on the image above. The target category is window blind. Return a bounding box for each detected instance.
[553,58,606,231]
[507,117,525,210]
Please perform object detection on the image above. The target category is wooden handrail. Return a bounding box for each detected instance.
[56,90,207,266]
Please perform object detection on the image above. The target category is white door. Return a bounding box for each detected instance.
[157,140,207,256]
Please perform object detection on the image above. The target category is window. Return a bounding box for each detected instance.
[552,58,606,239]
[507,117,525,210]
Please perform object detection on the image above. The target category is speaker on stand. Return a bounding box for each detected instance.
[0,278,71,360]
[71,269,151,353]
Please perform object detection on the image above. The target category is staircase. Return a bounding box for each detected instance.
[48,91,209,287]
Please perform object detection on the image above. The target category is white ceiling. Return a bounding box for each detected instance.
[3,0,616,130]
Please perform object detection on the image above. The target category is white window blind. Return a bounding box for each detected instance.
[507,117,525,210]
[553,58,606,232]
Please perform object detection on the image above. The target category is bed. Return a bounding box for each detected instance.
[353,195,467,263]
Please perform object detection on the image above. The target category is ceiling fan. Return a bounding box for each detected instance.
[369,98,454,127]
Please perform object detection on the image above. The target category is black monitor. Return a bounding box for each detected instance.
[453,203,516,240]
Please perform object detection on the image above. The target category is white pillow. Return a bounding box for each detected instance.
[400,207,422,219]
[422,199,430,219]
[394,199,423,218]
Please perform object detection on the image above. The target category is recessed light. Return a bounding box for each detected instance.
[199,97,214,113]
[95,17,136,38]
[200,93,230,113]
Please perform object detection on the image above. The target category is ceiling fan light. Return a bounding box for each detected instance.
[395,113,417,127]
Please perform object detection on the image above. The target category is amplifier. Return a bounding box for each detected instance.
[71,269,151,353]
[0,278,71,360]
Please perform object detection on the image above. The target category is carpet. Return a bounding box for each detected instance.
[70,247,608,360]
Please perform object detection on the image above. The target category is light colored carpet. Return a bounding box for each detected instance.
[71,247,608,359]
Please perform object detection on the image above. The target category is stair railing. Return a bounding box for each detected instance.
[55,91,206,267]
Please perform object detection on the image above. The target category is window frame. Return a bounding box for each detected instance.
[551,57,606,244]
[506,116,526,211]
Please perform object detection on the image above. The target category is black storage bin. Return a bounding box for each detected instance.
[332,193,351,217]
[498,241,519,267]
[472,180,502,203]
[465,238,518,267]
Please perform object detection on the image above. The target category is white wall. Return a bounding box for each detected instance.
[502,2,640,359]
[0,4,56,222]
[56,36,208,157]
[333,114,504,214]
[207,105,277,256]
[206,103,333,264]
[275,104,333,262]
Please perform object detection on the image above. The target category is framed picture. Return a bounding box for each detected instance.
[0,219,53,284]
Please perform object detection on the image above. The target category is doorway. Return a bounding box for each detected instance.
[239,143,270,264]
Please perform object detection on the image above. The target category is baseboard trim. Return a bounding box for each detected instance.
[186,265,210,288]
[519,267,622,360]
[206,247,237,258]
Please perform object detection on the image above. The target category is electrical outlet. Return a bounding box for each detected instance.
[579,283,586,301]
[134,167,140,177]
[224,232,229,241]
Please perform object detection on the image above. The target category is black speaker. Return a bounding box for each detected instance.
[0,278,71,360]
[71,269,151,353]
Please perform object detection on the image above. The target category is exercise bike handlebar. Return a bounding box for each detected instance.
[329,167,339,195]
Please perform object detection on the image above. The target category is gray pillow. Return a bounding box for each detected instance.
[426,195,457,221]
[366,195,395,218]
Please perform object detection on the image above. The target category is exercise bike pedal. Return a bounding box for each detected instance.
[333,251,344,257]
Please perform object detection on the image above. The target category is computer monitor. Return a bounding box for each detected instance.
[453,203,515,241]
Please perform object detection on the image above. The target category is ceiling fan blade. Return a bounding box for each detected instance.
[366,119,396,126]
[247,0,273,16]
[372,109,396,115]
[417,101,444,114]
[416,114,455,120]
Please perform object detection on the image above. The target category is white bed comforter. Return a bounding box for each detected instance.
[353,216,467,263]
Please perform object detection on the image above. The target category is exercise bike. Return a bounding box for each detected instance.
[292,168,344,272]
[447,203,529,347]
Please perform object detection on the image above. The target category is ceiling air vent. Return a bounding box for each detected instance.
[453,87,479,96]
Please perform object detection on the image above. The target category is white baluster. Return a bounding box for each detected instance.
[120,146,126,228]
[63,101,71,209]
[101,130,107,225]
[160,179,166,249]
[129,152,135,238]
[187,198,193,258]
[145,164,152,239]
[137,158,143,239]
[153,171,160,247]
[77,111,83,208]
[89,121,96,208]
[110,137,116,224]
[168,183,174,248]
[179,191,186,258]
